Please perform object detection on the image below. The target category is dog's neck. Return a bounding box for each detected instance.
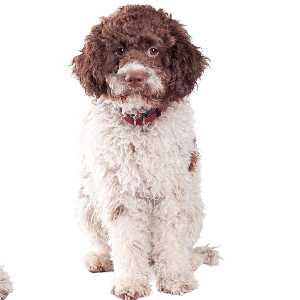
[120,106,157,120]
[118,95,157,120]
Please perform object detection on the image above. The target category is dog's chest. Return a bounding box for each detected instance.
[82,99,195,196]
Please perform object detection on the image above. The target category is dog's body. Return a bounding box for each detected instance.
[72,5,221,299]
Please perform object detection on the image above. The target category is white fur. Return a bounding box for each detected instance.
[77,96,221,298]
[118,94,152,116]
[0,265,13,299]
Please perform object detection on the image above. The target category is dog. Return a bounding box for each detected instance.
[71,4,221,299]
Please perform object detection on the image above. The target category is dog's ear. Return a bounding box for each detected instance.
[168,25,210,101]
[71,24,107,99]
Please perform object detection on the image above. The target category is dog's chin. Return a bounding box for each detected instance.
[117,94,154,115]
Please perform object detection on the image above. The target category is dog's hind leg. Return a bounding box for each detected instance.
[189,245,222,271]
[77,192,114,272]
[186,166,223,271]
[82,250,113,273]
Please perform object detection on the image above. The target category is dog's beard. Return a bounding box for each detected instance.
[106,86,167,116]
[118,94,154,116]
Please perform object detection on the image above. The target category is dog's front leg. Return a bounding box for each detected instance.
[104,198,152,300]
[152,196,198,295]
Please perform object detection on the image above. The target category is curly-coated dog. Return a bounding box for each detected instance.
[71,4,221,299]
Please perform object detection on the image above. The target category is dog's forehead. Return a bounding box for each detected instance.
[105,33,164,50]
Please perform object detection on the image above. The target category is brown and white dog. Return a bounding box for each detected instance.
[72,5,221,299]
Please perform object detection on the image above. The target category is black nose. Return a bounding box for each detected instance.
[125,71,145,88]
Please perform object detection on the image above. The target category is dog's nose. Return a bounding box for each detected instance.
[125,71,145,88]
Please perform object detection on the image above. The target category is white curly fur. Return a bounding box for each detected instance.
[77,94,221,299]
[0,265,13,300]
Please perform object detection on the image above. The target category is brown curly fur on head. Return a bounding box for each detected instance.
[71,4,209,105]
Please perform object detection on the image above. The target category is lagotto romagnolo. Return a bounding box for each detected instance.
[71,4,222,299]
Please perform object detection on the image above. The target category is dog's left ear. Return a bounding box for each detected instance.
[71,24,107,99]
[168,25,210,101]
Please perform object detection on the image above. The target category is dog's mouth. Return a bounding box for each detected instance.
[106,84,166,110]
[118,90,163,103]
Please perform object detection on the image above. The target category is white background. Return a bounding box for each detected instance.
[0,0,299,299]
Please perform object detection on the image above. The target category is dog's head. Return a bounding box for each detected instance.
[71,5,209,109]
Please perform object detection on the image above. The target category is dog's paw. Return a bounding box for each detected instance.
[157,275,198,295]
[190,244,223,270]
[0,290,9,300]
[0,265,13,299]
[111,282,151,299]
[82,251,114,272]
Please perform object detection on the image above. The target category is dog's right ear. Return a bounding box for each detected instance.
[71,24,107,99]
[166,19,210,102]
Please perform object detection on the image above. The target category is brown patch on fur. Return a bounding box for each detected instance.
[148,256,155,267]
[189,138,199,172]
[129,143,135,155]
[78,186,85,198]
[108,205,125,222]
[189,151,199,172]
[71,4,209,105]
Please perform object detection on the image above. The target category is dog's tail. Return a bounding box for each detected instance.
[190,244,223,271]
[0,265,13,300]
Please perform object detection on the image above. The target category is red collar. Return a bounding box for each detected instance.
[120,107,167,126]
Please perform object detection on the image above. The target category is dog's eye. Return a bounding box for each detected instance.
[116,48,125,56]
[149,48,158,55]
